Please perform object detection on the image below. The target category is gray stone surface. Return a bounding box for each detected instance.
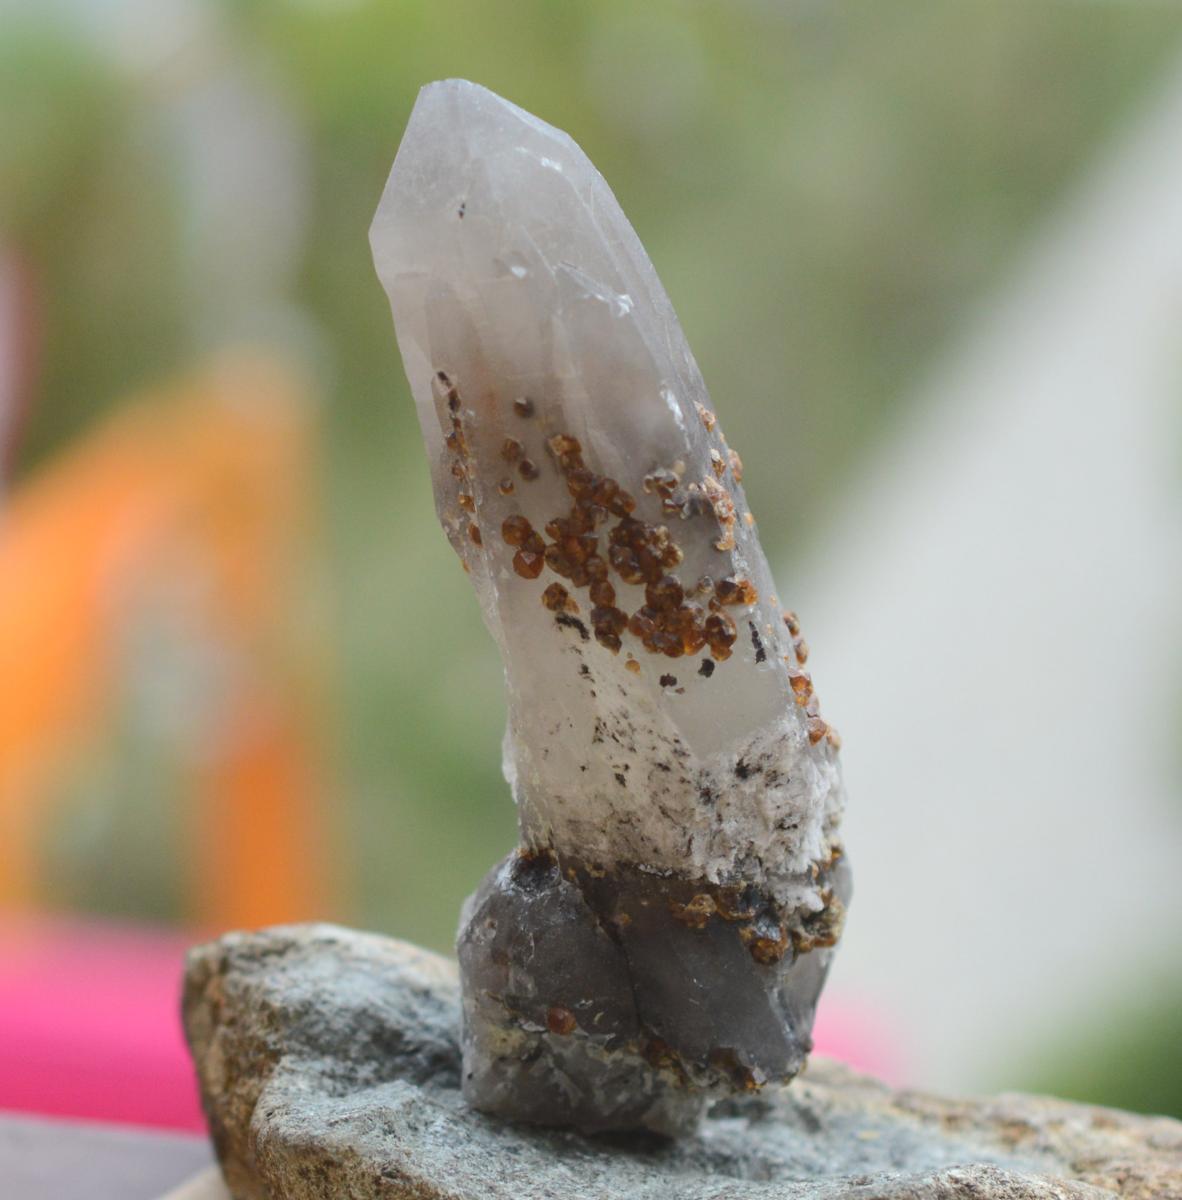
[0,1114,213,1200]
[183,925,1182,1200]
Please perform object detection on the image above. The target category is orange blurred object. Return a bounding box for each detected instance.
[0,352,338,930]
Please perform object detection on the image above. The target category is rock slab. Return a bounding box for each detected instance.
[182,925,1181,1199]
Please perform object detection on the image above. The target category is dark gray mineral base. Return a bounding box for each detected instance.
[456,848,851,1136]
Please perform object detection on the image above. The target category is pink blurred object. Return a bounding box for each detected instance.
[0,915,901,1132]
[812,994,906,1085]
[0,915,205,1132]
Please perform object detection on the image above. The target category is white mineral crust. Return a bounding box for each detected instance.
[371,80,844,908]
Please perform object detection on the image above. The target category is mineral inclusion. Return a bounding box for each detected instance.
[371,80,849,1136]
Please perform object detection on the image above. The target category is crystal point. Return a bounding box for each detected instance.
[372,79,848,1135]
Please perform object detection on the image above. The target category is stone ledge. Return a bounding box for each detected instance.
[182,924,1181,1200]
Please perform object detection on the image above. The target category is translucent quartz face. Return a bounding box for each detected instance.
[371,81,843,905]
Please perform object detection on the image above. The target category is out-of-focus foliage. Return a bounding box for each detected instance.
[0,29,187,454]
[2,0,1180,1116]
[1018,978,1182,1120]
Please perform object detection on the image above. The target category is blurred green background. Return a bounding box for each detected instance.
[2,0,1180,1118]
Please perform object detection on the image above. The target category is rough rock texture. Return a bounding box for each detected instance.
[370,78,849,1129]
[183,925,1182,1200]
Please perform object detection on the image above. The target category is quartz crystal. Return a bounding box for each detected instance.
[371,79,849,1136]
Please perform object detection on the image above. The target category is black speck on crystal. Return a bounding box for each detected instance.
[748,622,766,664]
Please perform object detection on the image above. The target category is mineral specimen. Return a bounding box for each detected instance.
[370,79,849,1135]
